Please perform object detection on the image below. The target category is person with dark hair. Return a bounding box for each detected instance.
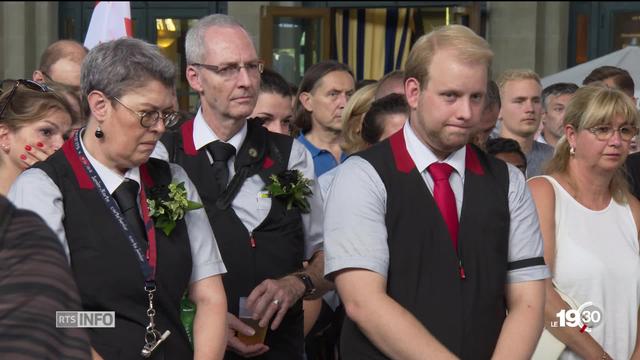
[539,82,578,148]
[32,39,87,90]
[375,70,405,99]
[361,93,409,145]
[583,65,635,99]
[158,14,330,359]
[248,68,293,135]
[10,37,228,359]
[472,80,502,149]
[0,194,91,359]
[485,137,527,175]
[294,60,355,176]
[356,79,377,90]
[325,25,548,359]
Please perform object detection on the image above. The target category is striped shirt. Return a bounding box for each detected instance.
[0,195,90,360]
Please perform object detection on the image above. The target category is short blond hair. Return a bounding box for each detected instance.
[545,85,639,203]
[341,83,377,154]
[497,69,541,93]
[404,25,493,89]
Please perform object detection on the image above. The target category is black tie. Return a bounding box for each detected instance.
[112,179,147,245]
[206,140,236,191]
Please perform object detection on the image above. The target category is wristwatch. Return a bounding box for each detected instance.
[295,273,316,298]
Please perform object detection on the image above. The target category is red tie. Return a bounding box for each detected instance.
[427,163,459,252]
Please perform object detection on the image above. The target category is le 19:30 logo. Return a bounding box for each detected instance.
[552,302,603,333]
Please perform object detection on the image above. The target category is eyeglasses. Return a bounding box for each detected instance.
[587,124,639,141]
[0,79,51,119]
[111,97,180,128]
[191,61,264,79]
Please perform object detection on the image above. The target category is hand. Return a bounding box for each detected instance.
[19,142,56,169]
[246,276,305,330]
[226,312,269,358]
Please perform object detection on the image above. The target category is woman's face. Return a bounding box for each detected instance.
[97,80,174,171]
[7,108,71,170]
[570,114,634,173]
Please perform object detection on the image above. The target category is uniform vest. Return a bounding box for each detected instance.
[161,120,305,359]
[341,130,511,360]
[35,141,192,360]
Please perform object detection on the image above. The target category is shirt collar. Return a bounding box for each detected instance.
[193,107,247,154]
[296,133,322,157]
[296,133,347,161]
[80,130,141,194]
[404,121,466,179]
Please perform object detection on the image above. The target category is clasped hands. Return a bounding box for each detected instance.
[226,276,306,357]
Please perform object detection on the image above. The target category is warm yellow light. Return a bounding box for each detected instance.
[156,19,164,31]
[157,38,175,48]
[165,19,176,32]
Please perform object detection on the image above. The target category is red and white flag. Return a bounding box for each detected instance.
[83,1,132,50]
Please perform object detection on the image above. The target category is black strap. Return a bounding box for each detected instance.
[508,256,546,271]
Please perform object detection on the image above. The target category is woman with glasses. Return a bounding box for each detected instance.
[9,38,228,360]
[528,85,640,359]
[0,79,75,194]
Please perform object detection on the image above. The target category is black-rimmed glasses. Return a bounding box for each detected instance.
[191,61,264,79]
[111,97,180,129]
[0,79,50,119]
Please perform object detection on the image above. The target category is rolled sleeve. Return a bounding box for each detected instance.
[8,168,69,260]
[323,156,389,278]
[289,139,324,259]
[506,164,551,283]
[170,164,227,283]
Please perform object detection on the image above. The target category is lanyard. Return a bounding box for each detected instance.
[72,130,157,285]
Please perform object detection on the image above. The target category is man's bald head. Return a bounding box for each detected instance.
[33,40,88,88]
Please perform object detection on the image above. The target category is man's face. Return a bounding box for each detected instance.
[542,93,573,139]
[499,79,542,139]
[187,26,261,124]
[405,48,487,158]
[301,70,355,133]
[48,58,83,88]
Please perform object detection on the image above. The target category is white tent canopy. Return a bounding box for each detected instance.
[541,46,640,103]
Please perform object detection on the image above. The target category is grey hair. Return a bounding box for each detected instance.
[81,38,176,118]
[185,14,252,64]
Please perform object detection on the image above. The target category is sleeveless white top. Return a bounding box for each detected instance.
[538,176,640,359]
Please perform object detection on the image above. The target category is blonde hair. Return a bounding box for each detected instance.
[545,85,640,203]
[404,25,493,89]
[497,69,541,93]
[341,83,377,154]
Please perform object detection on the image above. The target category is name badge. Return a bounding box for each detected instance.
[257,191,271,210]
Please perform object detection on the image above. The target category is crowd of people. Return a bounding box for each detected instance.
[1,12,640,360]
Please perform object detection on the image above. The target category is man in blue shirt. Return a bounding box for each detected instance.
[294,61,355,176]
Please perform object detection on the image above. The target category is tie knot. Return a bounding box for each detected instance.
[113,179,140,213]
[427,162,454,182]
[207,141,236,162]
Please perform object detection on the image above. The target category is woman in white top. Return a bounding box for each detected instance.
[529,85,640,359]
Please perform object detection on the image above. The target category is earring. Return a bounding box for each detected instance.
[95,126,104,139]
[569,146,575,156]
[0,143,8,153]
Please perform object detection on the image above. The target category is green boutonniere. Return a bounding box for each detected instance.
[264,169,313,213]
[147,182,203,236]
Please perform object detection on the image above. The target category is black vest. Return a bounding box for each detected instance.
[162,120,305,359]
[35,142,193,360]
[341,131,510,360]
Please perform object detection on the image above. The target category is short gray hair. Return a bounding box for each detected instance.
[185,14,251,64]
[81,38,176,117]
